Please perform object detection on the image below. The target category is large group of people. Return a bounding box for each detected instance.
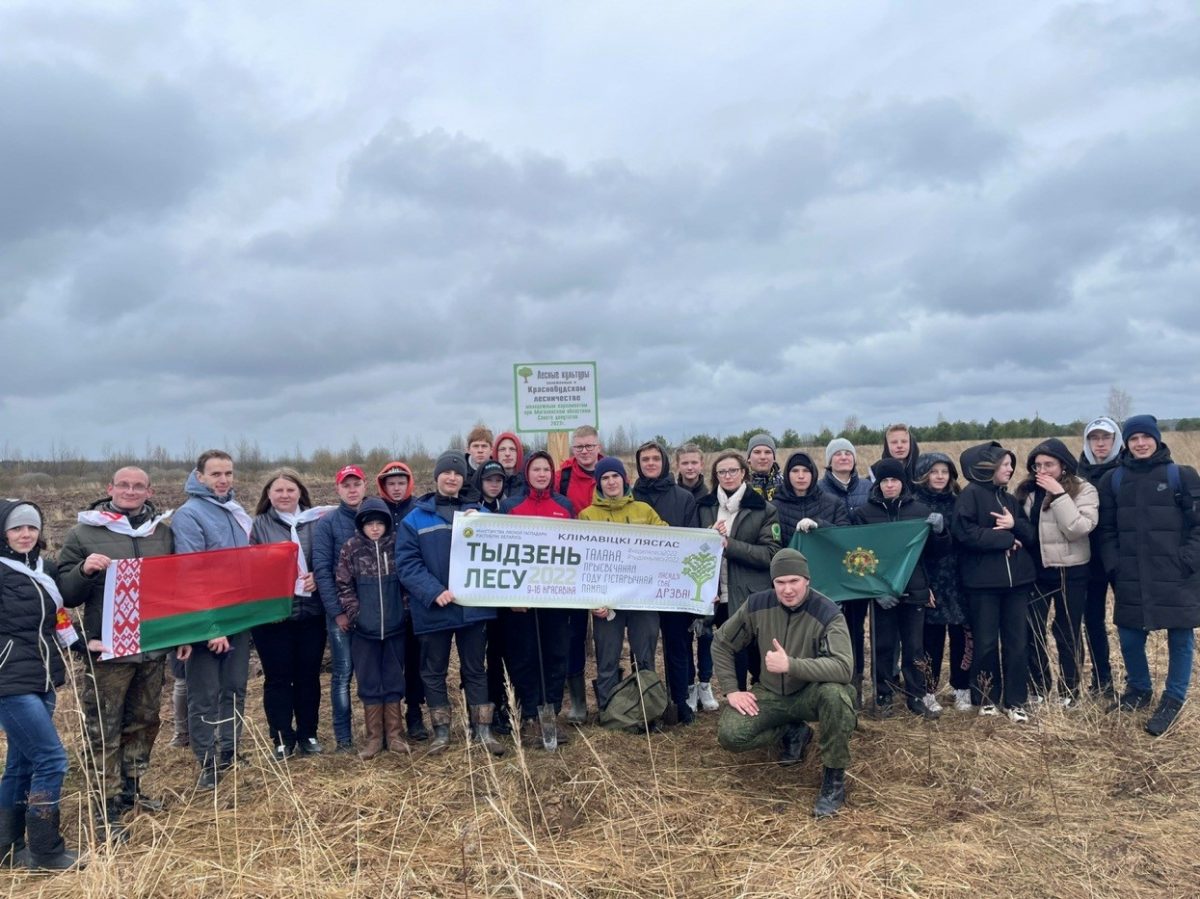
[1,413,1197,868]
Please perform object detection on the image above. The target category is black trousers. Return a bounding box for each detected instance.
[843,599,868,679]
[968,587,1030,709]
[502,609,570,720]
[404,617,425,720]
[1082,572,1115,690]
[1028,568,1088,696]
[487,609,511,718]
[659,611,699,705]
[924,622,971,691]
[872,603,926,701]
[350,631,406,705]
[419,622,489,708]
[251,615,327,745]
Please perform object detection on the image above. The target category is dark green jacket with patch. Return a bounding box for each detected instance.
[711,587,853,696]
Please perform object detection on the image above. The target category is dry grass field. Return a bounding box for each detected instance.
[4,435,1200,898]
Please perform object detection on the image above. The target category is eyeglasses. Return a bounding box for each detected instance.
[715,468,743,478]
[573,443,599,452]
[1031,462,1060,472]
[112,482,150,492]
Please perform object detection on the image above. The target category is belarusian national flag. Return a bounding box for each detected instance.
[791,521,929,603]
[100,543,298,659]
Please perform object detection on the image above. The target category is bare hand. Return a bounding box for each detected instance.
[764,638,790,674]
[592,607,609,618]
[83,553,112,575]
[301,573,317,593]
[727,691,759,716]
[713,521,728,537]
[335,613,351,633]
[990,508,1014,530]
[434,590,455,607]
[208,636,231,654]
[176,645,192,662]
[1035,473,1065,496]
[927,590,937,608]
[86,638,111,654]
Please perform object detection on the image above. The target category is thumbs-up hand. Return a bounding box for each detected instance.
[765,637,790,674]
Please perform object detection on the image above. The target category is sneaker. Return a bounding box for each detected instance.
[978,703,999,717]
[1057,694,1080,711]
[1107,689,1153,714]
[922,693,943,714]
[1007,706,1029,723]
[1028,693,1046,706]
[296,737,324,756]
[697,682,719,712]
[1145,695,1184,736]
[334,740,356,754]
[875,695,895,719]
[685,684,699,713]
[197,766,221,790]
[908,696,940,720]
[953,689,973,712]
[273,743,294,763]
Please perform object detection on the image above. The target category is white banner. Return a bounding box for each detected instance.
[448,512,723,612]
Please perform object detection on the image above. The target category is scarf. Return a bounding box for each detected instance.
[77,506,172,537]
[275,505,336,595]
[0,556,80,648]
[203,494,254,536]
[714,484,747,604]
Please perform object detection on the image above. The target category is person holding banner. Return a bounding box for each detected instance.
[579,457,667,714]
[500,450,575,745]
[171,449,254,787]
[851,458,945,719]
[57,466,174,839]
[714,549,856,818]
[0,500,83,870]
[697,450,782,692]
[952,442,1037,722]
[396,450,502,755]
[249,469,331,760]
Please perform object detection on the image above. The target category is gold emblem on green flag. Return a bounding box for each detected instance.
[843,547,879,577]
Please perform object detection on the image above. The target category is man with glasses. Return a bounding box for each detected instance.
[556,426,605,723]
[59,467,174,836]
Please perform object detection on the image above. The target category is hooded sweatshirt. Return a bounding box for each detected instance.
[951,442,1037,590]
[913,453,966,626]
[773,451,850,546]
[881,430,922,485]
[632,440,698,528]
[500,452,574,518]
[851,478,942,603]
[493,431,527,498]
[376,460,416,530]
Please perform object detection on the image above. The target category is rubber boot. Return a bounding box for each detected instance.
[0,806,28,868]
[91,797,128,845]
[566,674,588,724]
[383,703,411,755]
[26,808,84,871]
[427,706,452,755]
[119,775,164,813]
[814,768,847,818]
[406,703,430,742]
[359,705,385,760]
[470,704,506,756]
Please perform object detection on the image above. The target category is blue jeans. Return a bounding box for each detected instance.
[0,691,69,810]
[1117,626,1195,702]
[327,616,354,745]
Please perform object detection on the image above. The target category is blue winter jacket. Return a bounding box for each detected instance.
[395,494,496,636]
[313,502,361,618]
[817,469,872,518]
[172,471,250,553]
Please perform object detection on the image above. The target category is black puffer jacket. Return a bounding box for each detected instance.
[0,499,66,696]
[913,453,966,626]
[774,452,850,546]
[851,482,943,604]
[1078,444,1122,580]
[1098,442,1200,630]
[951,442,1037,590]
[633,440,699,528]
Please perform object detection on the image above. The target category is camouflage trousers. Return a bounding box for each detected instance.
[79,656,166,800]
[717,681,856,770]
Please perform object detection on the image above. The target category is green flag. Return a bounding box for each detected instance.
[791,521,929,603]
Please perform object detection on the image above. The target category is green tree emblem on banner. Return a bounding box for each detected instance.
[682,545,718,602]
[843,547,879,577]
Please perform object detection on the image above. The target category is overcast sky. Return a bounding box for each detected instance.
[3,1,1198,460]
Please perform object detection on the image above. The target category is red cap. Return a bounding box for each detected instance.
[335,465,365,485]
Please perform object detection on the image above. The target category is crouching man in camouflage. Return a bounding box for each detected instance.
[713,548,856,817]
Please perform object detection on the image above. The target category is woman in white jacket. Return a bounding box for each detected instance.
[1015,438,1099,708]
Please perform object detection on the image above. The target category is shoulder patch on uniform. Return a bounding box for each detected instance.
[803,591,842,627]
[771,523,781,541]
[747,590,777,613]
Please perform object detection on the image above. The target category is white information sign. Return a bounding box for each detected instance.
[513,361,598,433]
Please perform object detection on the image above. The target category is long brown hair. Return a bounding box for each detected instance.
[255,467,313,515]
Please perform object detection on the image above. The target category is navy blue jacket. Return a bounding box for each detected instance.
[313,502,360,619]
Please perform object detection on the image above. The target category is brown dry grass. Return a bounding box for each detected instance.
[4,435,1200,898]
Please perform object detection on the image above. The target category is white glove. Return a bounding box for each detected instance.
[797,518,818,533]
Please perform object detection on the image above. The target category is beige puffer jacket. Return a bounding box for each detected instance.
[1023,480,1099,568]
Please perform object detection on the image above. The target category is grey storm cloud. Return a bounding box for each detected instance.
[2,0,1199,459]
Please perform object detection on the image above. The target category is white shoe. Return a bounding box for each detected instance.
[1007,706,1029,723]
[1028,693,1046,706]
[953,689,973,712]
[1058,694,1080,711]
[922,693,943,714]
[697,682,719,712]
[685,684,699,713]
[979,703,999,717]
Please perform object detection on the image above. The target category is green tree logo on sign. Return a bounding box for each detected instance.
[682,546,718,602]
[517,366,534,384]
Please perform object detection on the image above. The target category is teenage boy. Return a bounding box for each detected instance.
[675,443,707,501]
[465,426,495,479]
[747,434,783,500]
[1076,417,1123,698]
[879,424,921,485]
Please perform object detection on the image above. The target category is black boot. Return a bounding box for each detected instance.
[0,806,28,868]
[92,798,129,845]
[1145,695,1184,736]
[1107,689,1153,713]
[778,723,813,767]
[26,808,83,871]
[427,706,452,755]
[120,775,164,813]
[406,704,430,742]
[814,768,846,818]
[567,674,589,724]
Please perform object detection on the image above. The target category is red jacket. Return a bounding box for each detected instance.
[502,450,575,518]
[556,456,602,515]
